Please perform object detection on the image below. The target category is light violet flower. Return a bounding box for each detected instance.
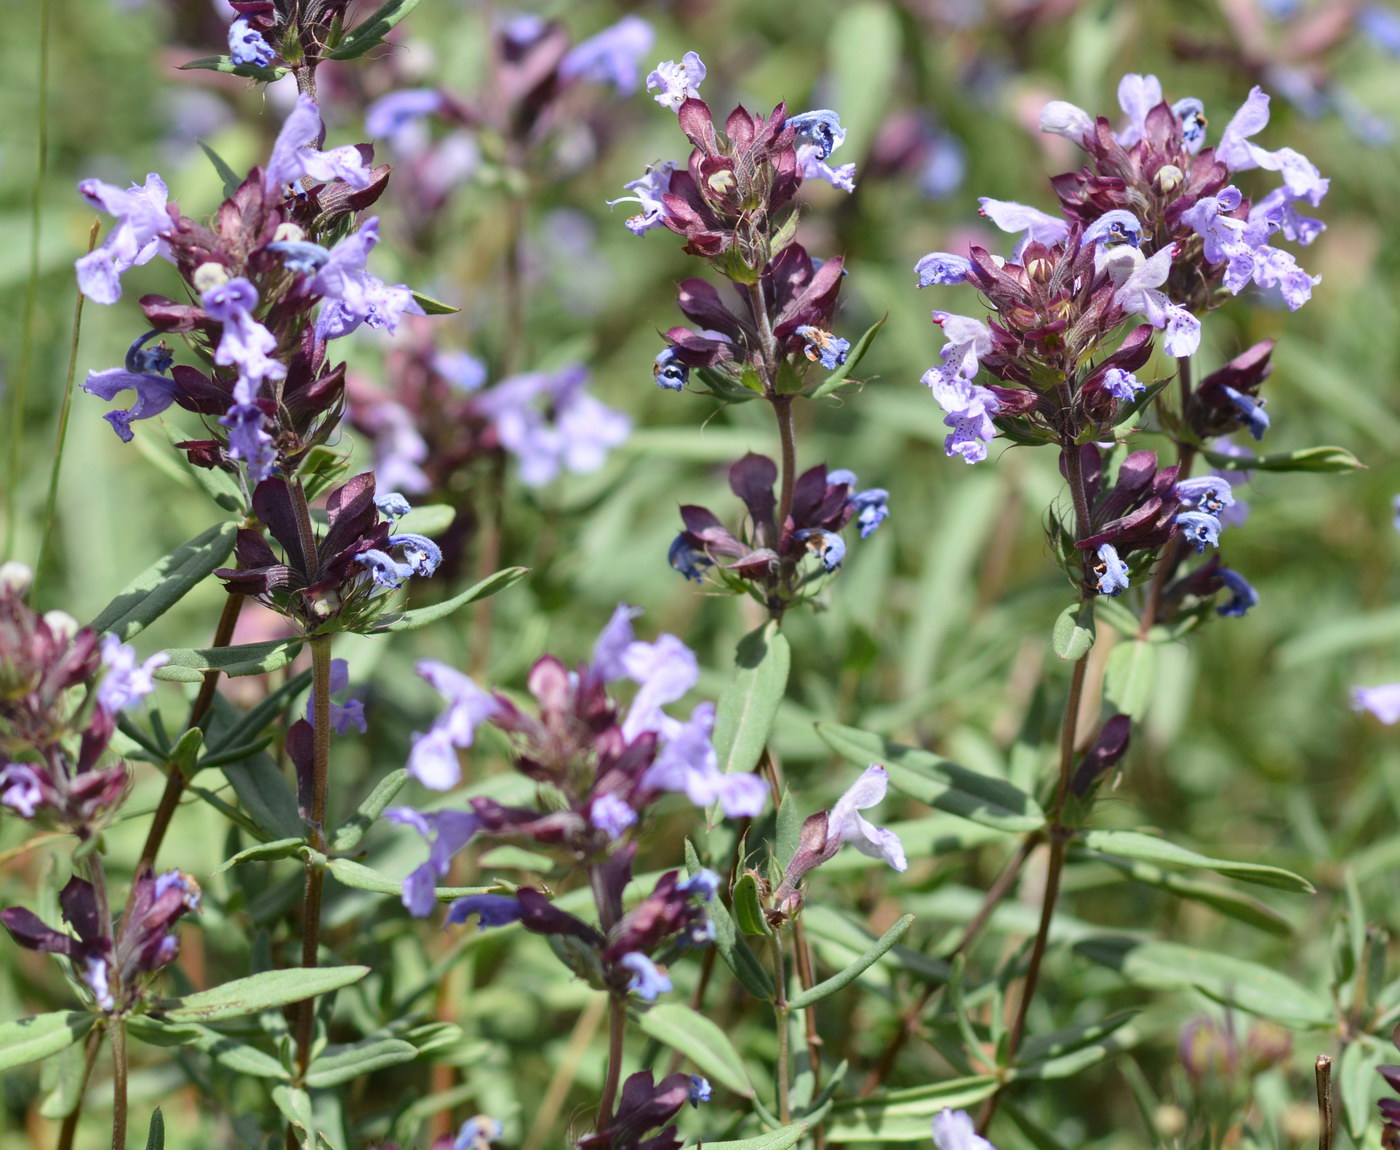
[978,197,1070,258]
[265,94,374,194]
[407,662,501,789]
[1040,99,1095,146]
[229,17,276,68]
[561,15,654,94]
[1103,368,1145,401]
[620,952,672,1000]
[1216,87,1329,204]
[75,173,172,305]
[305,658,367,735]
[1095,543,1130,596]
[646,51,705,110]
[932,1109,996,1150]
[82,367,180,443]
[201,277,285,390]
[96,634,168,714]
[1110,245,1201,357]
[607,162,677,235]
[826,765,906,871]
[641,703,768,818]
[915,252,972,287]
[384,807,481,916]
[364,89,444,153]
[308,218,426,340]
[1353,684,1400,725]
[1114,73,1165,147]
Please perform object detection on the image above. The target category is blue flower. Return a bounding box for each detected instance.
[96,634,168,715]
[308,217,426,340]
[589,793,638,840]
[653,347,689,390]
[1175,476,1235,516]
[1175,511,1222,553]
[125,330,172,375]
[75,173,172,305]
[1103,368,1146,401]
[446,894,524,928]
[1361,5,1400,55]
[354,549,415,589]
[1094,543,1130,596]
[687,1076,713,1107]
[375,492,413,519]
[219,402,277,484]
[786,110,846,160]
[1216,568,1259,617]
[1084,210,1145,249]
[408,661,501,789]
[434,350,487,393]
[607,163,677,235]
[678,870,720,901]
[668,535,711,582]
[1221,385,1270,440]
[265,95,373,195]
[265,240,330,275]
[365,89,444,147]
[796,528,846,571]
[620,952,672,1000]
[796,325,850,371]
[201,277,286,390]
[385,808,481,916]
[826,765,907,871]
[229,17,276,68]
[849,489,890,538]
[305,658,368,736]
[1172,98,1209,153]
[452,1116,502,1150]
[915,252,972,287]
[388,533,443,577]
[82,366,181,443]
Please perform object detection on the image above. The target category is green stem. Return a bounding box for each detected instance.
[140,593,245,868]
[773,930,792,1124]
[33,221,96,600]
[4,0,50,558]
[55,1010,103,1150]
[596,994,627,1130]
[792,917,826,1150]
[110,1017,129,1150]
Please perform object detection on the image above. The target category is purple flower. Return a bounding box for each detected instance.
[219,402,277,484]
[1353,684,1400,725]
[619,951,672,1000]
[82,366,181,443]
[1360,5,1400,55]
[668,535,711,582]
[687,1076,712,1107]
[645,52,705,110]
[1084,209,1145,250]
[446,894,524,928]
[265,94,374,194]
[1103,368,1145,402]
[641,703,768,817]
[229,17,276,68]
[915,252,972,287]
[407,662,502,789]
[353,547,419,590]
[435,350,487,393]
[561,15,654,94]
[1039,99,1095,146]
[96,634,167,714]
[922,364,1001,464]
[826,765,906,871]
[375,492,413,519]
[977,198,1070,258]
[589,793,638,840]
[385,807,482,916]
[932,1109,996,1150]
[1175,510,1222,552]
[1175,476,1235,517]
[788,109,857,192]
[1094,543,1130,596]
[1114,73,1165,147]
[201,277,285,390]
[305,658,367,736]
[607,163,677,235]
[388,533,443,577]
[796,325,850,371]
[620,633,699,741]
[473,365,630,487]
[0,763,46,818]
[1217,87,1329,204]
[309,218,426,340]
[795,528,846,571]
[653,347,689,390]
[848,489,890,538]
[74,173,172,305]
[364,89,444,150]
[1110,245,1201,357]
[452,1117,502,1150]
[1216,568,1259,617]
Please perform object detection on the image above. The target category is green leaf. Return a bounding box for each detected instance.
[396,503,456,536]
[271,1084,314,1138]
[699,1125,810,1150]
[329,0,426,59]
[1085,851,1292,936]
[636,1003,754,1096]
[409,290,460,316]
[159,966,369,1022]
[210,837,306,875]
[1339,1037,1385,1140]
[1051,601,1095,662]
[732,872,773,937]
[809,316,887,400]
[1080,830,1314,892]
[1104,640,1155,720]
[1015,1012,1138,1079]
[126,1017,288,1079]
[324,856,487,902]
[154,638,303,682]
[1074,936,1333,1026]
[144,1108,165,1150]
[713,621,791,777]
[198,141,242,200]
[1202,444,1365,473]
[826,1077,1000,1141]
[0,1012,94,1072]
[817,722,1045,833]
[178,54,285,81]
[789,914,913,1009]
[371,567,529,633]
[331,769,409,853]
[686,842,773,1001]
[89,522,238,641]
[304,1037,418,1088]
[38,1030,89,1118]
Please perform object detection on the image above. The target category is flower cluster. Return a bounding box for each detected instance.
[669,456,888,614]
[577,1070,705,1150]
[1,866,198,1014]
[0,563,164,834]
[80,95,418,488]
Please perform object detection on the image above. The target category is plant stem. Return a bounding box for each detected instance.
[596,994,627,1129]
[773,930,792,1124]
[1315,1054,1334,1150]
[792,917,826,1150]
[772,395,797,540]
[140,592,244,868]
[110,1017,129,1150]
[55,1018,103,1150]
[292,633,334,1083]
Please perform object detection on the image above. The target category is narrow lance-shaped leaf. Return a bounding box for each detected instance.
[158,965,370,1022]
[788,914,914,1009]
[712,621,791,777]
[331,769,409,853]
[89,521,238,640]
[698,1126,811,1150]
[0,1012,95,1073]
[825,1077,1000,1142]
[329,0,426,59]
[685,840,774,1000]
[304,1037,418,1088]
[155,638,303,682]
[1203,444,1364,473]
[810,316,886,400]
[635,1003,755,1096]
[1081,829,1314,892]
[371,567,529,633]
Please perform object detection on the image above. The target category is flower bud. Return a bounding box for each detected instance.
[0,562,32,596]
[42,611,79,644]
[192,262,229,293]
